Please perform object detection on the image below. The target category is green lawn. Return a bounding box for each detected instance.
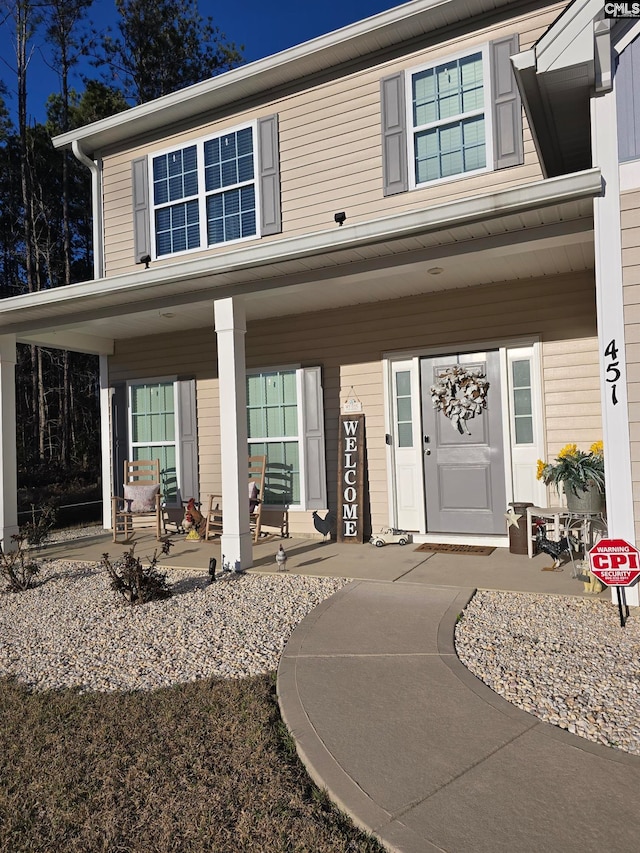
[0,674,383,853]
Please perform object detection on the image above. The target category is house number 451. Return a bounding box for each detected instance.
[604,339,621,406]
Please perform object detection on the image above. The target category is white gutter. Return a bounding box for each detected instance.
[52,0,513,155]
[72,140,104,279]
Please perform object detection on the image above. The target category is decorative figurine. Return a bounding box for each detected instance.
[369,528,412,547]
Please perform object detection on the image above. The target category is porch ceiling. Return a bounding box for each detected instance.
[0,170,599,354]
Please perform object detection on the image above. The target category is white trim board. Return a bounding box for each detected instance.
[384,337,545,536]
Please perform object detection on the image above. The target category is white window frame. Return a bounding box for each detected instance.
[508,352,535,447]
[247,365,304,510]
[384,357,426,533]
[127,378,180,497]
[406,44,494,190]
[384,338,547,532]
[247,365,322,512]
[505,344,546,505]
[149,119,260,260]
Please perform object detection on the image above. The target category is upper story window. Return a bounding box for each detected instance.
[408,48,491,187]
[151,123,258,258]
[380,36,521,197]
[132,114,281,266]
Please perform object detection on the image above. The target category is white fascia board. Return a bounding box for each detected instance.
[510,49,541,117]
[15,331,114,355]
[510,48,536,74]
[0,167,602,327]
[52,0,506,155]
[535,0,601,73]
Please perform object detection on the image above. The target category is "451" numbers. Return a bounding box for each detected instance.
[604,339,621,406]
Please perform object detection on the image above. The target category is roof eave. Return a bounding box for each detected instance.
[511,49,564,178]
[52,0,520,156]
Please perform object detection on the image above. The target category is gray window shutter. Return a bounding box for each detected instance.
[111,383,127,498]
[617,37,640,162]
[177,377,199,503]
[380,73,408,196]
[302,366,327,510]
[257,115,282,235]
[132,156,151,263]
[490,34,524,170]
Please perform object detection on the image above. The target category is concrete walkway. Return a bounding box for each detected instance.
[39,530,640,851]
[276,568,640,853]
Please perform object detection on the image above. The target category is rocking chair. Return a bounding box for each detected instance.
[111,459,163,542]
[204,455,267,543]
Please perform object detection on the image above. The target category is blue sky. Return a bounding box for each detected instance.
[0,0,406,124]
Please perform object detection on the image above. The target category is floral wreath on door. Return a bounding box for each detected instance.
[430,365,489,434]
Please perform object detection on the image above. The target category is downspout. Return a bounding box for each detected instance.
[72,140,109,529]
[71,140,104,279]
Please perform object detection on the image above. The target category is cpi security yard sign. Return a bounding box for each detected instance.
[588,539,640,587]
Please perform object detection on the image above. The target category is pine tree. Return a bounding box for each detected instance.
[101,0,243,104]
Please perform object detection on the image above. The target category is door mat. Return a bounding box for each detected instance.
[414,543,495,556]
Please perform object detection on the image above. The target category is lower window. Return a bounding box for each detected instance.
[246,366,326,509]
[129,381,178,500]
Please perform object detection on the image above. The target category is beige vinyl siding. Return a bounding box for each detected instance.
[100,3,562,277]
[108,328,220,506]
[621,189,640,538]
[542,340,602,451]
[109,269,599,537]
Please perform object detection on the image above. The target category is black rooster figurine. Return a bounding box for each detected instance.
[534,521,575,570]
[312,510,335,543]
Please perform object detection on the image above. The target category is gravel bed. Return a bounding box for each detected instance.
[0,559,349,693]
[455,590,640,756]
[45,525,106,542]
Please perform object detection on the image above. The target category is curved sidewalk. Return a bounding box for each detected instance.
[277,581,640,853]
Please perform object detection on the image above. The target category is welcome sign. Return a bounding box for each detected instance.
[337,413,365,543]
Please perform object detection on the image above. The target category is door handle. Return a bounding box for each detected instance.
[425,449,431,455]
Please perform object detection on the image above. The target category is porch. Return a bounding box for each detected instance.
[37,528,607,598]
[0,166,618,587]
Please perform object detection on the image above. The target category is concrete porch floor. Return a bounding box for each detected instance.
[38,528,606,598]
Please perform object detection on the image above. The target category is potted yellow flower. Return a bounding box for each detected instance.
[536,442,605,513]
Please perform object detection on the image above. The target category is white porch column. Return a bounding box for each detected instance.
[591,81,638,606]
[0,335,18,547]
[214,297,252,572]
[99,355,112,530]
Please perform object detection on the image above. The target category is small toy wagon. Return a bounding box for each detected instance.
[369,528,412,547]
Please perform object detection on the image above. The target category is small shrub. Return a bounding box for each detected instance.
[101,541,173,605]
[0,532,41,592]
[22,502,57,549]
